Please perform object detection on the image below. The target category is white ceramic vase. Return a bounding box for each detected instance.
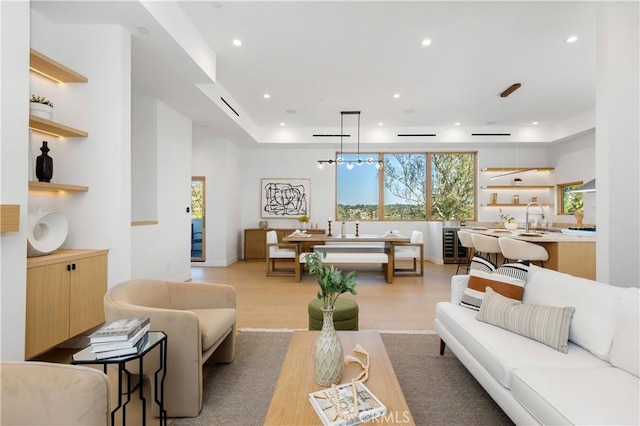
[314,307,343,386]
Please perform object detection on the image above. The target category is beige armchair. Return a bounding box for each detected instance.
[0,361,110,425]
[104,279,237,418]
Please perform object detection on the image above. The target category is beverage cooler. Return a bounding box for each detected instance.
[442,227,468,264]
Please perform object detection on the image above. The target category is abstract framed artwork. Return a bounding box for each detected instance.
[261,178,310,219]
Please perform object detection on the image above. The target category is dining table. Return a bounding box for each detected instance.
[282,232,411,282]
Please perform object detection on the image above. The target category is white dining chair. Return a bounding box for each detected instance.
[456,230,476,274]
[394,230,424,276]
[498,236,549,267]
[265,230,298,276]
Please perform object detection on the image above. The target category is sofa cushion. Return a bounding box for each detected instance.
[477,287,574,353]
[523,265,624,360]
[511,367,640,425]
[610,288,640,377]
[436,302,610,389]
[461,257,529,310]
[190,308,237,350]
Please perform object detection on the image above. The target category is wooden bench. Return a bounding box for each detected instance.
[296,252,391,283]
[312,243,385,253]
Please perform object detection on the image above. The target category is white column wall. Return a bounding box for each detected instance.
[131,101,192,281]
[596,2,640,287]
[131,99,158,222]
[0,0,30,361]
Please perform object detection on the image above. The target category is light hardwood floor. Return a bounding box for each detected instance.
[37,260,458,425]
[191,259,457,331]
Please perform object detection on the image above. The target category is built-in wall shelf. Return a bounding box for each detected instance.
[482,185,554,190]
[0,204,20,232]
[482,203,551,207]
[29,115,88,138]
[481,167,555,172]
[29,49,87,83]
[29,181,89,193]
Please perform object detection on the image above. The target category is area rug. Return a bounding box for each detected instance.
[173,331,513,426]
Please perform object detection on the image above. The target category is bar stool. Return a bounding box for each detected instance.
[498,237,549,267]
[471,233,501,266]
[456,230,475,274]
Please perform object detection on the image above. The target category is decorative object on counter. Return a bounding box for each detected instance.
[512,177,523,186]
[26,209,68,257]
[298,215,309,230]
[491,193,498,204]
[341,221,346,238]
[355,221,360,237]
[304,251,358,386]
[327,218,332,236]
[498,209,517,230]
[258,220,268,229]
[504,222,519,231]
[574,211,584,228]
[513,194,520,205]
[35,141,53,182]
[530,196,538,203]
[460,220,466,227]
[29,95,54,120]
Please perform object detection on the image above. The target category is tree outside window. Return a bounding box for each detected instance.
[383,154,426,220]
[557,181,584,214]
[428,153,476,221]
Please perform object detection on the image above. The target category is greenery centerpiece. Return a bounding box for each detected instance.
[304,250,357,385]
[298,214,309,229]
[498,209,518,230]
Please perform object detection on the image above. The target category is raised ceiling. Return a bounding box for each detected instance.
[31,1,597,147]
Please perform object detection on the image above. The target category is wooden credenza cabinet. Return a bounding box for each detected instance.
[26,249,108,359]
[244,228,325,261]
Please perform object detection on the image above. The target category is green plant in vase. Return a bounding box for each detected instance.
[305,250,357,308]
[498,209,518,230]
[304,250,357,386]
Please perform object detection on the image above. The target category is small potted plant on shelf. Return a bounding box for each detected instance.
[30,95,54,120]
[498,209,518,230]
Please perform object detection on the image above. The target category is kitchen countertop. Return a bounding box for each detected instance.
[463,227,595,243]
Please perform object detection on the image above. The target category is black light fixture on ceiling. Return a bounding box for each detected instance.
[317,111,383,170]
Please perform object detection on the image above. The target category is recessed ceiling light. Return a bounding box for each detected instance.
[137,26,150,35]
[565,36,578,44]
[532,121,539,125]
[393,93,400,99]
[232,39,242,47]
[263,94,270,99]
[285,109,297,114]
[280,122,285,127]
[454,122,461,126]
[421,39,432,46]
[378,122,384,126]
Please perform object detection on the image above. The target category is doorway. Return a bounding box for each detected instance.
[191,177,205,261]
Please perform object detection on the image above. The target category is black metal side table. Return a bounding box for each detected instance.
[71,331,167,426]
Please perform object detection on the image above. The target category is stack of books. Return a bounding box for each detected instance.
[309,380,387,426]
[88,317,150,360]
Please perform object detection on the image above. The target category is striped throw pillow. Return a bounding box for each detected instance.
[477,287,575,353]
[460,256,529,310]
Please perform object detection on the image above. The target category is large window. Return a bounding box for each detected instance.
[557,181,584,214]
[336,151,476,221]
[429,152,476,221]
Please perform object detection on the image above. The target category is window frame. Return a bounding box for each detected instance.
[556,180,584,215]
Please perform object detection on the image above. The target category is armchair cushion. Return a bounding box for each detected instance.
[190,308,237,350]
[1,361,110,426]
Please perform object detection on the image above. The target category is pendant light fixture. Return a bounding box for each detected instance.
[317,111,383,170]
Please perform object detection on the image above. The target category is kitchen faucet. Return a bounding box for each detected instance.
[525,202,545,232]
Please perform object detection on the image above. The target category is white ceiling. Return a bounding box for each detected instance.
[31,1,597,147]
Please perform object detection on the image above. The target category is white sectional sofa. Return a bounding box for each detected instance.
[435,264,639,425]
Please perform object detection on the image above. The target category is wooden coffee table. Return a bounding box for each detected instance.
[264,330,415,425]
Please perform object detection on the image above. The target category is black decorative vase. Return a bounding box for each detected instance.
[35,141,53,183]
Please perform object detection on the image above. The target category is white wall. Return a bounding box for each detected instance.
[596,3,640,287]
[131,101,192,281]
[131,99,158,222]
[0,0,30,361]
[29,12,132,287]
